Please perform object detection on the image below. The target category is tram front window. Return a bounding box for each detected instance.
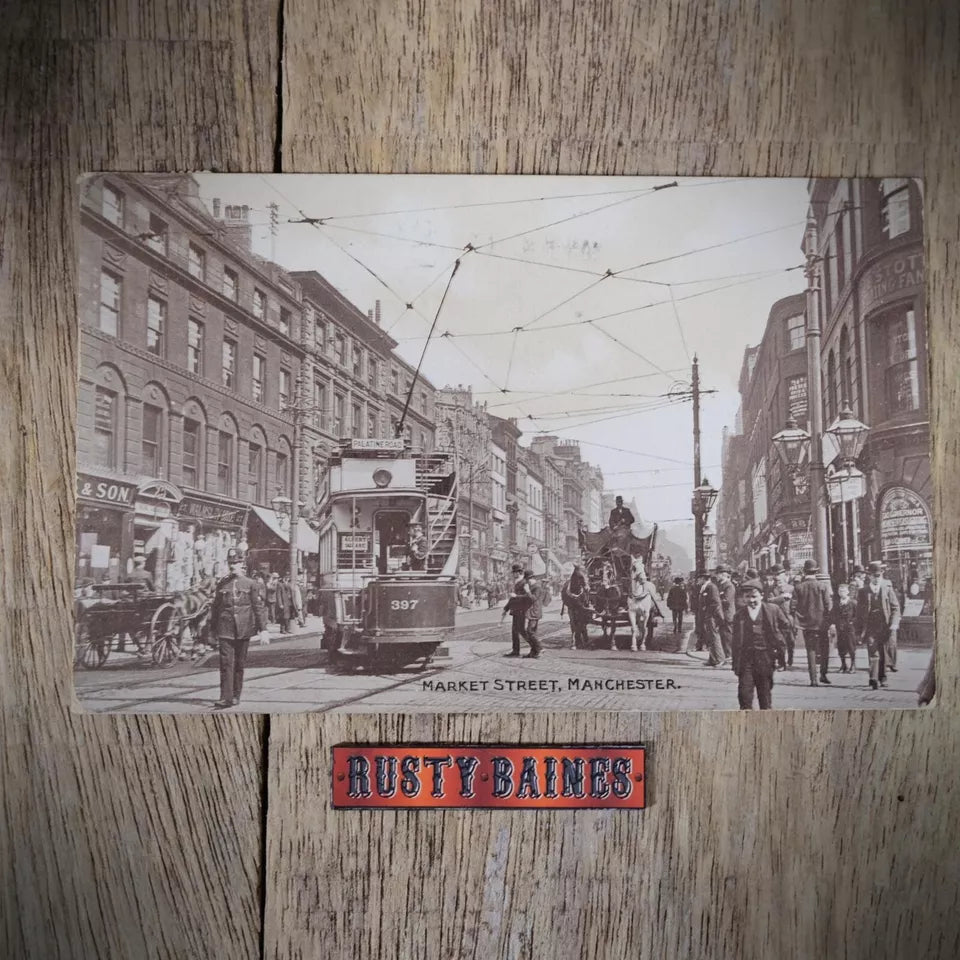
[375,511,410,574]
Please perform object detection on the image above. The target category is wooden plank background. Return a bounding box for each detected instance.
[3,1,959,958]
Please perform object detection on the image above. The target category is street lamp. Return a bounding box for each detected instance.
[826,405,870,466]
[771,416,811,472]
[691,476,718,575]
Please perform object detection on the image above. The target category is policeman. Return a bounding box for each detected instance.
[500,563,528,657]
[210,548,268,709]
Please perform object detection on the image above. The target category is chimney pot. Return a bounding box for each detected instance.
[375,299,382,325]
[213,198,221,217]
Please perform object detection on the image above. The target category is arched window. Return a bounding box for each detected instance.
[217,413,239,497]
[247,425,268,504]
[90,364,128,471]
[181,398,208,490]
[141,382,171,479]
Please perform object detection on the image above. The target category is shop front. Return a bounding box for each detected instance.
[174,492,249,588]
[877,484,933,645]
[132,479,184,593]
[75,472,137,586]
[247,505,319,577]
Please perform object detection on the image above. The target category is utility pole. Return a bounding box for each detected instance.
[692,355,704,575]
[804,215,830,575]
[289,374,302,581]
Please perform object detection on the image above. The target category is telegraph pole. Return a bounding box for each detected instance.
[289,375,302,580]
[692,355,704,575]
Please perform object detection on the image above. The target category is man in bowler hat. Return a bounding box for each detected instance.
[790,558,833,686]
[855,560,901,690]
[730,579,790,709]
[500,563,528,657]
[210,548,268,709]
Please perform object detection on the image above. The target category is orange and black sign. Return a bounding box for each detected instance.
[331,744,645,810]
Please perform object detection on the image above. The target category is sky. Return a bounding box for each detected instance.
[195,174,811,547]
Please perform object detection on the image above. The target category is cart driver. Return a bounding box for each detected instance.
[407,522,428,571]
[126,556,155,593]
[608,496,635,532]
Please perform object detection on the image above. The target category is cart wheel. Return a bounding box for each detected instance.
[76,624,111,669]
[149,603,182,667]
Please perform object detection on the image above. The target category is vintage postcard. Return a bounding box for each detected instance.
[72,173,934,713]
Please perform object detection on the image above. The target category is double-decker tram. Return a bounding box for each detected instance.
[314,437,459,670]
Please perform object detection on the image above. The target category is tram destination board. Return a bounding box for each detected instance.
[72,173,935,715]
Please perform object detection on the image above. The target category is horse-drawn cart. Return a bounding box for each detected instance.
[73,582,211,669]
[576,524,665,648]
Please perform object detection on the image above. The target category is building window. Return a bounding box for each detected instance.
[419,390,428,414]
[368,358,378,390]
[839,326,852,409]
[252,354,265,403]
[217,431,234,496]
[146,296,165,356]
[786,314,804,352]
[102,184,123,226]
[99,270,121,335]
[420,430,428,452]
[253,288,266,321]
[187,319,203,375]
[835,211,846,292]
[279,307,291,337]
[93,387,116,469]
[188,243,205,281]
[391,368,399,394]
[222,338,236,388]
[182,418,201,488]
[352,345,363,377]
[223,266,238,301]
[279,369,290,411]
[826,350,837,422]
[366,410,377,438]
[351,401,362,436]
[141,404,163,476]
[881,178,911,240]
[145,213,168,255]
[315,318,326,352]
[333,393,344,435]
[275,451,289,495]
[335,334,346,365]
[314,379,326,428]
[885,308,920,415]
[248,442,262,503]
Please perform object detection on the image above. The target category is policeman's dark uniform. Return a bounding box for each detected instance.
[210,550,267,707]
[730,584,789,710]
[502,565,527,657]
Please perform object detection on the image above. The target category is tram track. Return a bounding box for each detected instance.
[77,619,571,713]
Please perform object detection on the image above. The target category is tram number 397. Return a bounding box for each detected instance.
[390,599,420,611]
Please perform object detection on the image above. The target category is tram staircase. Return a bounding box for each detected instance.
[416,455,458,576]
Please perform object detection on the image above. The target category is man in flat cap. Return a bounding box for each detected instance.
[790,558,833,686]
[210,548,268,709]
[855,560,901,690]
[730,578,790,709]
[714,564,737,662]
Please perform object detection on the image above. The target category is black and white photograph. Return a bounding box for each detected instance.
[73,174,933,713]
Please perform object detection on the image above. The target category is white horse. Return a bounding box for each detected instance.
[626,556,656,652]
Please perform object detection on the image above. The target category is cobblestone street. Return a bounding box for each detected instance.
[75,605,928,714]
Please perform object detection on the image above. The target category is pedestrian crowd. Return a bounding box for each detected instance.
[688,557,915,709]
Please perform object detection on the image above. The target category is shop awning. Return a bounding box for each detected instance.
[249,506,319,553]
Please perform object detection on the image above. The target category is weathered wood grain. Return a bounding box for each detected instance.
[270,3,960,959]
[0,3,278,958]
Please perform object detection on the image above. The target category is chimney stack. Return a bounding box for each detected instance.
[212,198,221,218]
[375,299,382,325]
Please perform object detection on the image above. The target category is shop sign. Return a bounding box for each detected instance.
[76,473,136,506]
[136,501,172,519]
[339,533,371,552]
[860,252,923,315]
[787,375,808,423]
[879,486,931,551]
[178,496,247,528]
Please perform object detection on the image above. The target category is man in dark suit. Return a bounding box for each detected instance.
[790,558,834,687]
[715,564,737,661]
[608,496,635,531]
[522,570,544,658]
[855,560,901,690]
[730,579,789,710]
[698,572,725,666]
[500,563,528,657]
[666,576,688,633]
[210,548,268,709]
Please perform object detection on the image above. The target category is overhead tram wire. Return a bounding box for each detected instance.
[439,334,509,393]
[396,259,462,436]
[668,285,692,362]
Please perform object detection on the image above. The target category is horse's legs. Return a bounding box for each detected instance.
[627,610,639,651]
[638,607,648,651]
